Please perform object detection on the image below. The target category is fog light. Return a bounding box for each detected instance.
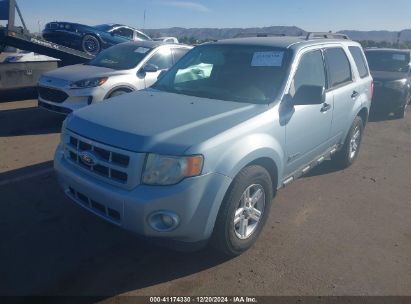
[161,214,174,227]
[148,211,180,232]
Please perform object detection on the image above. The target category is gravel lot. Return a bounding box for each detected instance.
[0,92,410,298]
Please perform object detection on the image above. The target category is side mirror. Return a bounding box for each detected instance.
[157,70,167,80]
[142,63,159,73]
[292,85,325,105]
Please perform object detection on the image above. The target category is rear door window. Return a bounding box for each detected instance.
[325,48,352,89]
[349,46,369,78]
[135,31,151,41]
[112,27,134,39]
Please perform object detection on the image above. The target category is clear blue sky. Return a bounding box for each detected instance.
[10,0,411,32]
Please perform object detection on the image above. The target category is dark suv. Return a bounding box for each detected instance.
[365,49,411,118]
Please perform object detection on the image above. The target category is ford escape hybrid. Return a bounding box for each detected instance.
[54,33,373,256]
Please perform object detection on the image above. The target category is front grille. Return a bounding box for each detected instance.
[65,134,130,184]
[38,86,69,103]
[68,186,121,223]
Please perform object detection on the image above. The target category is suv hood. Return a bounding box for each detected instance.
[371,70,408,82]
[43,64,126,82]
[66,90,268,155]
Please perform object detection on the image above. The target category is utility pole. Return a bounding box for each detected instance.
[396,31,402,48]
[143,9,146,30]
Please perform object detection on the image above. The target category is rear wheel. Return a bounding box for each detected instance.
[332,116,364,169]
[211,165,273,256]
[82,35,101,55]
[394,103,407,119]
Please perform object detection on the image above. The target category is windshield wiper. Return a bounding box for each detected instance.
[174,88,223,100]
[152,84,178,94]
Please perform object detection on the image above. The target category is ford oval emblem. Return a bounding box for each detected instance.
[79,151,97,167]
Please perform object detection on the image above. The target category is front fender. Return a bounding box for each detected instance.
[103,85,136,100]
[204,133,285,190]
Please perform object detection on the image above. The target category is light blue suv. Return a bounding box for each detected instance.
[54,34,373,256]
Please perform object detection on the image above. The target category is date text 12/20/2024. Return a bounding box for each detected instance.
[149,297,258,303]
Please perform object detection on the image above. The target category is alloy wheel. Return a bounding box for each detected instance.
[233,184,265,240]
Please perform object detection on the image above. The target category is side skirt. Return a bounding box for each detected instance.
[281,144,340,188]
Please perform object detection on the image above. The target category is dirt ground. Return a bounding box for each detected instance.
[0,91,410,299]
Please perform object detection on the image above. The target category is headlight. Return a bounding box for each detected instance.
[70,77,108,89]
[142,154,204,185]
[385,79,407,90]
[60,120,66,143]
[60,113,72,142]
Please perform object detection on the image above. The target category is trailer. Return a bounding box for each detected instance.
[0,0,94,64]
[0,0,94,90]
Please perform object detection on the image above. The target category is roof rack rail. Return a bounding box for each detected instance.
[256,33,286,37]
[234,33,286,38]
[306,32,350,40]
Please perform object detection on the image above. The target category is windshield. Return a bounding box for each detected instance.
[365,51,410,73]
[87,44,152,70]
[152,44,291,104]
[93,24,113,32]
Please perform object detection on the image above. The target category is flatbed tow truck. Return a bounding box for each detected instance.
[0,0,94,90]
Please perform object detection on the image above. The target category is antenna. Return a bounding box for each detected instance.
[143,9,146,30]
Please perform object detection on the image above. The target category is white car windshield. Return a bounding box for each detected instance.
[87,44,152,70]
[153,44,291,104]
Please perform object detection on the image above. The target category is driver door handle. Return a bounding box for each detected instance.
[320,102,332,113]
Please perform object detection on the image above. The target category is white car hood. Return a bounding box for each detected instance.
[42,64,126,82]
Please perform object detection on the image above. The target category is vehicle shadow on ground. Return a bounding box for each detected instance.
[0,166,230,298]
[0,103,64,136]
[0,87,38,103]
[0,161,53,184]
[368,111,397,123]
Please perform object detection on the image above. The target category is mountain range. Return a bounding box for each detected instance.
[144,26,411,42]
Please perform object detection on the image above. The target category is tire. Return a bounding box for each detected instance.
[332,116,364,169]
[107,89,130,99]
[81,35,101,55]
[394,103,407,119]
[211,165,273,256]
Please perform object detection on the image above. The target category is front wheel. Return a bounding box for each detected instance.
[332,116,364,169]
[107,89,131,99]
[211,165,273,256]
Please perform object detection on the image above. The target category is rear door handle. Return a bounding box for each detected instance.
[320,102,332,112]
[351,91,359,99]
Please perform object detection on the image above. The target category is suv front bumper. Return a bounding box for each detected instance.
[54,144,232,243]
